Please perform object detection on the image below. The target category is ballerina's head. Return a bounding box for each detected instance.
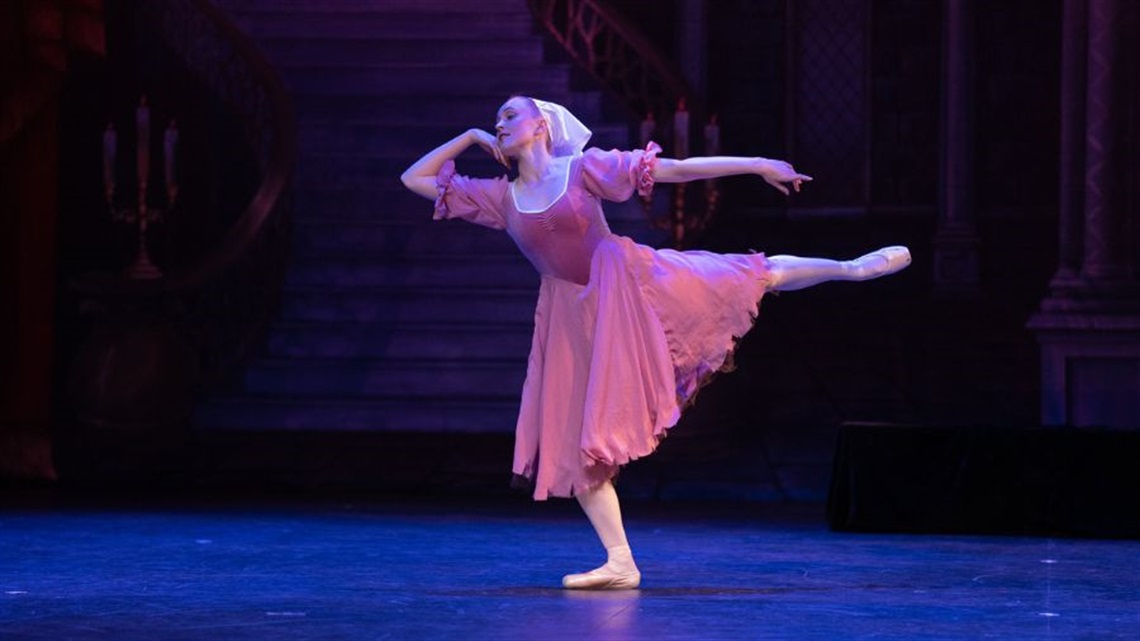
[495,96,592,159]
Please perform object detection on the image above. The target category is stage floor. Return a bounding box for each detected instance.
[2,495,1137,640]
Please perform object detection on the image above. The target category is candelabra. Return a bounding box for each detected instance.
[639,102,720,249]
[103,96,179,280]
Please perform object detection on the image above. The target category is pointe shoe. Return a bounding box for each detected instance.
[857,246,911,279]
[562,565,641,590]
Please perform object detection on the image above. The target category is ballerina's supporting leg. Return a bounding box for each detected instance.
[563,481,641,590]
[561,247,909,589]
[766,246,912,292]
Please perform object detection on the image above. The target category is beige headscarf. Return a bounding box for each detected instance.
[532,98,592,157]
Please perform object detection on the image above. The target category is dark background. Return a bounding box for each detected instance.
[1,0,1136,526]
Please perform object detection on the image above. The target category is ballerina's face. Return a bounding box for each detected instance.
[495,97,547,156]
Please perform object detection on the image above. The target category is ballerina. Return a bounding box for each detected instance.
[401,96,910,590]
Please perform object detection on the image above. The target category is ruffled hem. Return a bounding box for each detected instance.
[571,287,768,485]
[515,473,618,501]
[634,142,662,198]
[511,239,774,501]
[432,159,458,221]
[582,286,767,490]
[513,459,619,501]
[669,254,772,408]
[582,241,772,472]
[673,285,769,416]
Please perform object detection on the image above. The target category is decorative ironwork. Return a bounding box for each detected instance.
[786,0,868,208]
[126,0,297,386]
[869,0,940,207]
[528,0,697,120]
[530,0,720,247]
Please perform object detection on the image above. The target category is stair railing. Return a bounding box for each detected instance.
[528,0,698,119]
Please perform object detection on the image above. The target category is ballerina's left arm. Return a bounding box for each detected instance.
[652,156,812,196]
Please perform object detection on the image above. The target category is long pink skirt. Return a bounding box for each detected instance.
[511,235,772,500]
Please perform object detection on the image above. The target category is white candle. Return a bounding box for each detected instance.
[164,119,178,190]
[137,96,150,188]
[673,99,689,160]
[639,111,656,149]
[103,122,116,199]
[703,114,720,157]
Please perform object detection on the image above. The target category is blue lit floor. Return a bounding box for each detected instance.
[2,496,1137,640]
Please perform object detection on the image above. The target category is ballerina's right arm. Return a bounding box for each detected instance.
[400,129,507,199]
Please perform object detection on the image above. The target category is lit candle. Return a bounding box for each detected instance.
[137,95,150,188]
[639,111,656,149]
[703,113,720,156]
[103,122,117,202]
[673,98,689,160]
[164,118,178,198]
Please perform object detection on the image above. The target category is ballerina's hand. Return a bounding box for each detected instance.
[759,158,812,196]
[469,129,510,168]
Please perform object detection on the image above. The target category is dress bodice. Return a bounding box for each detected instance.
[504,157,613,286]
[432,144,661,285]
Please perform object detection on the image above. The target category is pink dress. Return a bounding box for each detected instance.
[434,144,771,500]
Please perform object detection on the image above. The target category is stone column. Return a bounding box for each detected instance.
[1028,0,1140,428]
[933,0,981,293]
[1050,0,1087,290]
[1080,0,1128,283]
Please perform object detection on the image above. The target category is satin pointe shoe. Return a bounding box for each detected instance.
[858,245,911,279]
[562,565,641,590]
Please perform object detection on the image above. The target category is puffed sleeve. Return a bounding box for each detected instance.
[580,142,662,202]
[433,160,509,230]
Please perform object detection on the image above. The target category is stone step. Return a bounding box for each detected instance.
[278,286,538,323]
[293,153,503,193]
[233,10,534,39]
[234,0,527,13]
[289,217,656,256]
[282,65,568,96]
[296,118,629,156]
[294,123,517,158]
[292,178,660,225]
[294,189,495,222]
[292,219,517,256]
[291,93,606,126]
[241,358,527,398]
[291,122,631,192]
[283,254,538,288]
[194,396,519,433]
[261,38,543,67]
[266,322,532,359]
[293,154,490,191]
[200,0,651,438]
[285,66,570,104]
[285,66,568,99]
[295,187,446,221]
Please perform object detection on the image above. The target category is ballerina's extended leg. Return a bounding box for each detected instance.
[563,481,641,590]
[766,246,912,292]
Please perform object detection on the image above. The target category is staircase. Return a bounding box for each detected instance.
[194,0,642,434]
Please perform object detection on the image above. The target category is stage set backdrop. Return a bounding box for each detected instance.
[1,0,1137,533]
